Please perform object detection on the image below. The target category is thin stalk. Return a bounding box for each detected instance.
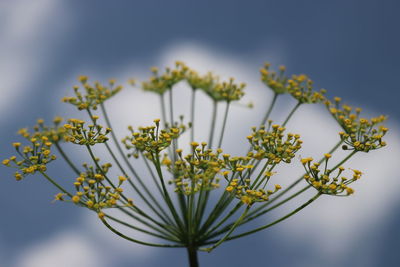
[190,88,196,143]
[250,162,270,189]
[105,214,179,242]
[85,144,167,229]
[217,101,231,148]
[153,154,185,231]
[198,184,235,235]
[246,140,344,220]
[193,183,206,230]
[201,206,250,252]
[87,108,174,227]
[141,153,167,201]
[100,218,183,248]
[282,102,302,127]
[206,185,311,240]
[167,88,188,223]
[117,207,179,239]
[102,143,175,226]
[261,93,278,126]
[197,192,228,234]
[243,93,278,157]
[331,150,357,171]
[205,192,321,244]
[220,144,356,233]
[245,101,302,179]
[169,88,177,161]
[160,93,175,173]
[187,182,196,244]
[54,142,80,175]
[160,94,168,128]
[39,171,72,197]
[243,185,310,225]
[200,202,243,240]
[208,100,218,148]
[101,104,161,207]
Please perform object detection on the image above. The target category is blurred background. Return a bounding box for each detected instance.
[1,1,399,266]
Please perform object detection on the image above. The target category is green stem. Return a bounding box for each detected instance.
[282,102,302,127]
[187,246,199,267]
[141,153,167,202]
[169,88,177,161]
[201,206,250,252]
[160,94,168,128]
[152,154,185,231]
[261,93,278,126]
[100,217,183,248]
[250,161,270,189]
[206,185,310,240]
[198,187,234,235]
[167,88,188,224]
[54,142,80,175]
[245,140,344,220]
[85,144,167,230]
[40,171,72,197]
[117,207,179,239]
[87,108,175,228]
[206,192,321,244]
[243,93,279,166]
[225,145,357,236]
[200,202,243,240]
[190,88,196,144]
[101,104,160,206]
[105,214,179,242]
[208,100,218,148]
[209,141,350,238]
[217,101,230,148]
[331,150,357,171]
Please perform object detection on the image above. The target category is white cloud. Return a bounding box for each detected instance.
[15,230,104,267]
[0,0,72,118]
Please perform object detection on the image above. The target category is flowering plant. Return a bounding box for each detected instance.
[3,61,388,267]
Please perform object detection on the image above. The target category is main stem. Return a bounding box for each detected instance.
[187,246,199,267]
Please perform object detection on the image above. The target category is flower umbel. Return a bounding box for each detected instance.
[2,61,389,267]
[326,97,388,152]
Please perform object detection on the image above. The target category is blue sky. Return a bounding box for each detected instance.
[1,1,399,266]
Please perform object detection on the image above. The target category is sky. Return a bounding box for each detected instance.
[0,1,399,267]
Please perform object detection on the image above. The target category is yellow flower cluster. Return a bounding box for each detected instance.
[203,78,246,102]
[224,154,253,170]
[56,163,132,210]
[260,63,326,103]
[16,117,66,143]
[142,62,245,103]
[123,119,182,156]
[226,178,282,206]
[3,134,56,181]
[260,63,289,94]
[326,98,388,152]
[142,61,189,95]
[186,70,219,93]
[301,156,361,196]
[167,143,223,195]
[21,117,68,144]
[62,77,122,110]
[63,117,111,146]
[247,124,302,164]
[287,74,326,104]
